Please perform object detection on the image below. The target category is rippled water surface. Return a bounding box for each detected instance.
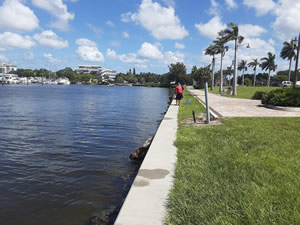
[0,85,169,225]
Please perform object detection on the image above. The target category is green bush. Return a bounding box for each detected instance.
[252,91,267,100]
[261,88,300,106]
[244,78,252,86]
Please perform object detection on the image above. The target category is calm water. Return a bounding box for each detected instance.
[0,85,169,225]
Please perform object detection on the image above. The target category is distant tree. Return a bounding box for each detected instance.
[57,67,73,77]
[192,65,211,88]
[205,44,218,90]
[256,73,269,86]
[115,75,125,83]
[168,62,187,84]
[280,40,296,81]
[261,52,277,87]
[224,66,234,86]
[13,69,35,77]
[238,60,247,85]
[214,30,229,92]
[248,58,260,86]
[244,77,252,86]
[221,23,244,95]
[273,74,288,81]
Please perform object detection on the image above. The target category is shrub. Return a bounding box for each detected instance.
[261,88,300,106]
[244,78,252,86]
[252,91,267,100]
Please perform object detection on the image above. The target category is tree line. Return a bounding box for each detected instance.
[204,23,299,95]
[11,61,296,87]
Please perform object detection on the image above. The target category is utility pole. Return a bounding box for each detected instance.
[293,32,300,88]
[204,82,210,124]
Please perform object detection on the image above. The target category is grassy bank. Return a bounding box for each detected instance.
[178,90,206,123]
[166,91,300,224]
[209,86,280,99]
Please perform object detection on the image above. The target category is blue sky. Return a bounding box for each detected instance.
[0,0,299,74]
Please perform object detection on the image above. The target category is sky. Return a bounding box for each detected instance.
[0,0,300,74]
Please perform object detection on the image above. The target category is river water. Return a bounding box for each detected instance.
[0,85,170,225]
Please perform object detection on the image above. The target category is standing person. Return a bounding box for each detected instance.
[175,82,183,106]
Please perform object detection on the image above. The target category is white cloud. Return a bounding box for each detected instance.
[0,0,39,33]
[175,42,185,49]
[122,0,188,40]
[225,0,238,9]
[76,38,104,62]
[273,0,300,40]
[106,20,115,27]
[0,32,36,50]
[137,42,164,59]
[123,32,130,38]
[119,53,146,65]
[33,30,68,49]
[106,49,118,59]
[76,38,97,47]
[121,12,132,23]
[239,24,267,38]
[164,51,184,65]
[44,53,61,64]
[32,0,74,31]
[208,0,220,16]
[243,0,277,16]
[195,16,226,39]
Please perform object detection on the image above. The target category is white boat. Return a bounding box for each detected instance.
[3,74,19,84]
[57,77,71,85]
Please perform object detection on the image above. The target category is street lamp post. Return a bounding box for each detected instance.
[293,33,300,89]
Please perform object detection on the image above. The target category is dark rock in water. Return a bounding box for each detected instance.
[88,207,117,225]
[129,137,153,161]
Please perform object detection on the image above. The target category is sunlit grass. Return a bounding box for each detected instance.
[177,90,206,124]
[209,86,280,99]
[166,92,300,225]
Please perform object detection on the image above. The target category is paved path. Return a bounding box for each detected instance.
[188,87,300,118]
[114,100,178,225]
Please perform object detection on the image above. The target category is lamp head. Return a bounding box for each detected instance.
[292,38,298,47]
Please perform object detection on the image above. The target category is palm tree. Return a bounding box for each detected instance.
[214,31,229,93]
[238,60,247,85]
[224,66,234,86]
[280,40,296,81]
[248,58,260,86]
[205,44,218,91]
[261,52,277,87]
[220,23,244,96]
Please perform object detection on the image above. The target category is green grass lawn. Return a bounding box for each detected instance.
[178,90,206,123]
[209,86,280,99]
[166,91,300,225]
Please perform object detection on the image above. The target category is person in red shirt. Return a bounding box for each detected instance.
[175,82,183,106]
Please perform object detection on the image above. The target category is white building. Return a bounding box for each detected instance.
[100,68,117,81]
[0,63,17,74]
[75,65,102,74]
[74,65,117,81]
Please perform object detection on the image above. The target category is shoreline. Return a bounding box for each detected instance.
[113,99,178,225]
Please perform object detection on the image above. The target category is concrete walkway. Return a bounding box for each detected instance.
[188,87,300,118]
[114,100,178,225]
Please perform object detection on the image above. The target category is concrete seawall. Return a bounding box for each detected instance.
[114,100,178,225]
